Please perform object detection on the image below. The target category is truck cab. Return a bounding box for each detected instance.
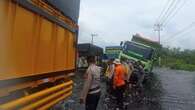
[119,41,156,73]
[105,46,122,59]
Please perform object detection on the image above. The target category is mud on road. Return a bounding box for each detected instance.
[55,68,195,110]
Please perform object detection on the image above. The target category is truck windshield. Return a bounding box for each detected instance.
[105,46,122,59]
[124,42,154,60]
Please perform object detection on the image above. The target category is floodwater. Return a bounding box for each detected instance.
[155,68,195,110]
[55,68,195,110]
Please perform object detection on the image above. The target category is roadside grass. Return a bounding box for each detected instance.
[169,63,195,72]
[160,57,195,72]
[161,62,195,72]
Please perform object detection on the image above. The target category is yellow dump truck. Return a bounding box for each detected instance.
[0,0,80,109]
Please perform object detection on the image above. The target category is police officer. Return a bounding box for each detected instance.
[80,56,101,110]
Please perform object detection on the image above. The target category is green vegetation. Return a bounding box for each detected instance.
[161,47,195,71]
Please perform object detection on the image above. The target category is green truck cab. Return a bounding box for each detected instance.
[119,41,156,73]
[105,34,161,73]
[105,42,156,73]
[119,33,161,73]
[105,46,122,59]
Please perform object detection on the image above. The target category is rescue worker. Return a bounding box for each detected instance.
[80,56,101,110]
[121,59,129,83]
[105,58,115,79]
[127,61,134,82]
[121,60,134,93]
[136,61,145,95]
[105,58,115,94]
[113,59,126,109]
[129,61,145,99]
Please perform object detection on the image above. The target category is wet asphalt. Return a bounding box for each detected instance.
[57,68,195,110]
[154,68,195,110]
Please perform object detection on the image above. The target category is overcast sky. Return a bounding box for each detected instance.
[78,0,195,50]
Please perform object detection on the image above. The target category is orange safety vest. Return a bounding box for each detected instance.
[113,64,125,87]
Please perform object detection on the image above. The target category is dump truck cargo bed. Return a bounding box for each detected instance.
[0,0,80,109]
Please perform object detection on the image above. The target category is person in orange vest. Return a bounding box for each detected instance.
[113,59,126,109]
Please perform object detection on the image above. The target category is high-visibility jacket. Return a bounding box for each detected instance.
[122,63,129,79]
[113,64,125,87]
[105,64,115,79]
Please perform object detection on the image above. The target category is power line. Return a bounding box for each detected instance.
[163,0,188,27]
[163,22,195,42]
[166,22,195,41]
[154,0,177,44]
[154,0,188,44]
[163,28,195,46]
[164,28,194,43]
[155,0,172,24]
[160,0,181,25]
[177,29,195,41]
[159,0,177,25]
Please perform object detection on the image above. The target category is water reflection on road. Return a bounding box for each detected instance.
[155,68,195,110]
[63,68,195,110]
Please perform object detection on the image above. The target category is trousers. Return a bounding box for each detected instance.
[85,91,101,110]
[114,85,125,109]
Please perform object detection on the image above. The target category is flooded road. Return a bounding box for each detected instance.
[60,68,195,110]
[154,68,195,110]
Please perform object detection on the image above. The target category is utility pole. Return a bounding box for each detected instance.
[154,23,163,66]
[154,23,163,44]
[91,34,98,44]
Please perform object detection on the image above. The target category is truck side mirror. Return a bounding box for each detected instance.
[120,41,123,46]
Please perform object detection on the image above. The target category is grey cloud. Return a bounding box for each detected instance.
[78,0,195,49]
